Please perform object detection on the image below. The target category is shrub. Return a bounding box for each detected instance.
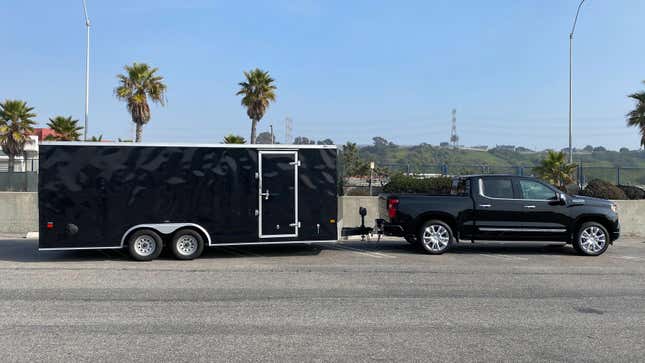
[579,179,627,200]
[382,174,452,194]
[617,185,645,200]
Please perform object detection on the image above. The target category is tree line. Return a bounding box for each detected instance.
[2,64,645,173]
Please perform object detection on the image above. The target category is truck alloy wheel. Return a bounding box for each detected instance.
[128,229,163,261]
[574,222,609,256]
[171,229,205,260]
[418,220,453,255]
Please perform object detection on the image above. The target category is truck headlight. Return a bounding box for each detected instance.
[611,203,618,213]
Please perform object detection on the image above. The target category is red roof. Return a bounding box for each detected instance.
[30,128,59,141]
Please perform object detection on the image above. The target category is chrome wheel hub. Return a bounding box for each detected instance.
[580,226,606,254]
[422,225,449,252]
[176,235,198,256]
[134,235,156,257]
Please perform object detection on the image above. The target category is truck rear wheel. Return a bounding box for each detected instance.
[418,220,453,255]
[128,229,163,261]
[170,229,205,260]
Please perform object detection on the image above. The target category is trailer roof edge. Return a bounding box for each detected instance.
[39,142,337,149]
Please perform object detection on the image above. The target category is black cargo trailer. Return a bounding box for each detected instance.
[38,142,339,260]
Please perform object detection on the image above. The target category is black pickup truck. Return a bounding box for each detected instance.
[378,175,620,256]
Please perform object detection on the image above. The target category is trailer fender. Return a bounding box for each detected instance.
[121,223,212,247]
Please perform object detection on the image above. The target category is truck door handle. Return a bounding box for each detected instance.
[523,205,536,209]
[479,204,492,208]
[260,189,270,200]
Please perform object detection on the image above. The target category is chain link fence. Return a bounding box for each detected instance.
[368,163,645,188]
[2,158,644,192]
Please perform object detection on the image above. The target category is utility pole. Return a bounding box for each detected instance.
[81,0,91,141]
[569,0,586,164]
[269,124,275,144]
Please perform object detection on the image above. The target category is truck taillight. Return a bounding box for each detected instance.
[387,198,399,219]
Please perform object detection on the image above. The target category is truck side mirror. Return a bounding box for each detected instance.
[557,192,567,204]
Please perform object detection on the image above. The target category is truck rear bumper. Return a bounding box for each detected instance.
[381,223,405,237]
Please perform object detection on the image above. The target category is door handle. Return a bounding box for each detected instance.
[260,189,270,200]
[523,205,536,209]
[479,204,492,208]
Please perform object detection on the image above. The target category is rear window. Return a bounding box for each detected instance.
[481,178,513,199]
[451,178,470,196]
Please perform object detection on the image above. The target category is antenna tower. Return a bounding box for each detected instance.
[285,117,293,144]
[450,109,459,148]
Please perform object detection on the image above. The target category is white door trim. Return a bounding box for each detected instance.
[258,150,298,238]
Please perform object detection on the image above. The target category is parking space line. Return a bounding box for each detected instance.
[609,255,645,261]
[324,244,397,259]
[478,253,529,261]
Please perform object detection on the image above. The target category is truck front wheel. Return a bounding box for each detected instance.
[418,220,453,255]
[574,222,609,256]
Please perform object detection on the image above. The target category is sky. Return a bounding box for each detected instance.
[1,0,644,150]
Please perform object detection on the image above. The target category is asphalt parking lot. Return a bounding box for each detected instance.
[1,235,644,362]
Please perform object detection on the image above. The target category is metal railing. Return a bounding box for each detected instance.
[375,163,645,187]
[0,158,39,192]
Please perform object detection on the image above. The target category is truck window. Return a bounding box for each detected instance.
[519,179,557,200]
[451,178,469,196]
[481,178,513,199]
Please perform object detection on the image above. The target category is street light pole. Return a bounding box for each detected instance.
[569,0,586,164]
[82,0,91,141]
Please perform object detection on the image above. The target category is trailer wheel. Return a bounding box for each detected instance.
[417,220,453,255]
[128,229,163,261]
[171,229,205,260]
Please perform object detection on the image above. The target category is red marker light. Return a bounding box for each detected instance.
[46,222,54,229]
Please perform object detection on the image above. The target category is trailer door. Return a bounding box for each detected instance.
[258,151,298,238]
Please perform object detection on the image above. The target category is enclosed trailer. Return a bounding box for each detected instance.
[38,142,338,260]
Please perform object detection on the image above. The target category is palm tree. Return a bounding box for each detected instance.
[114,62,167,142]
[626,83,645,148]
[236,69,276,144]
[46,116,83,141]
[0,100,37,172]
[533,150,577,190]
[223,134,246,144]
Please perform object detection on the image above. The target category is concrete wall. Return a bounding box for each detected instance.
[613,200,645,238]
[0,192,37,234]
[337,196,380,232]
[0,193,644,238]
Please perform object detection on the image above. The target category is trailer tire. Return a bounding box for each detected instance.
[128,229,163,261]
[170,229,205,260]
[417,220,453,255]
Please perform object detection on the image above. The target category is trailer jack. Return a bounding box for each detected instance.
[341,207,374,240]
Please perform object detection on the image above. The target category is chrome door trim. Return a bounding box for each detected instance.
[478,227,567,233]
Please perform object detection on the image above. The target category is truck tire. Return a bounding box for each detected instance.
[128,229,163,261]
[573,222,609,256]
[170,228,205,260]
[417,220,453,255]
